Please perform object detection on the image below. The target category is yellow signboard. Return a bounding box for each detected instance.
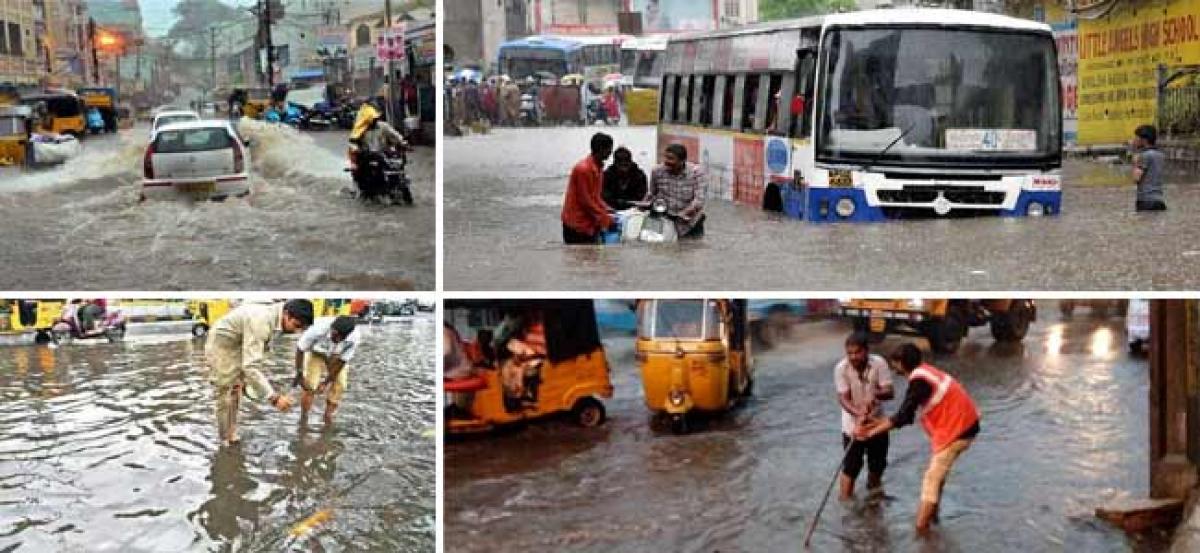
[1076,0,1200,144]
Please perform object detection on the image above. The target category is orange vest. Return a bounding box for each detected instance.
[909,364,979,453]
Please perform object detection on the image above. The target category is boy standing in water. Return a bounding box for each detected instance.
[294,315,362,427]
[1132,125,1166,211]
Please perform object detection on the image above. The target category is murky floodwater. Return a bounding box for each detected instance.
[0,121,434,290]
[445,302,1165,552]
[445,126,1199,291]
[0,318,435,552]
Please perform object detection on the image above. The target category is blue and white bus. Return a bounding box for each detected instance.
[497,35,626,84]
[657,9,1063,222]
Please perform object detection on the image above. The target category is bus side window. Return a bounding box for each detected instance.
[664,75,678,122]
[694,75,714,126]
[764,73,784,134]
[682,75,694,123]
[793,48,817,138]
[731,74,747,131]
[775,71,797,137]
[713,76,728,129]
[721,75,735,128]
[660,75,673,122]
[742,74,760,132]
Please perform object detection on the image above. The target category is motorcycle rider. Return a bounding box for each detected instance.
[349,100,410,201]
[642,143,707,238]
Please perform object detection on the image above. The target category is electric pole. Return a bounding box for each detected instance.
[210,27,218,102]
[265,0,276,88]
[384,0,395,125]
[89,18,99,84]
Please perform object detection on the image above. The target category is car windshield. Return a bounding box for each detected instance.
[818,27,1060,166]
[154,128,233,153]
[638,300,720,340]
[157,115,198,128]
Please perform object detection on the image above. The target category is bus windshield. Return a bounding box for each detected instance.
[819,27,1059,166]
[500,49,568,80]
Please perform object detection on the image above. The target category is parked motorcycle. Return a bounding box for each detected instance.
[520,93,539,126]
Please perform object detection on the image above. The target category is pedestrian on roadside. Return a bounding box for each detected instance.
[856,343,980,537]
[835,332,895,500]
[1132,124,1166,211]
[561,132,615,244]
[206,300,314,447]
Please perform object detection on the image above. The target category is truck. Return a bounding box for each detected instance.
[839,299,1036,354]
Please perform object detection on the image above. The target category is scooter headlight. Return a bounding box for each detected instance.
[835,197,856,218]
[1026,201,1045,217]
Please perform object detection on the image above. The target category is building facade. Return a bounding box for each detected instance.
[0,2,43,86]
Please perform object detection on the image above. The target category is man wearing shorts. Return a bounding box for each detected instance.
[835,332,894,499]
[295,316,361,427]
[856,343,980,536]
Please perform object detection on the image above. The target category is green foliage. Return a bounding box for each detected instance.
[760,0,858,20]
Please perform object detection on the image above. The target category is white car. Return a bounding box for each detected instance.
[200,102,218,118]
[141,121,251,201]
[1126,299,1150,354]
[149,110,200,140]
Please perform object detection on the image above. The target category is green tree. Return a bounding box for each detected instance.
[760,0,858,21]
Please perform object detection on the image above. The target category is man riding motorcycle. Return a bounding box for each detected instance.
[349,101,412,203]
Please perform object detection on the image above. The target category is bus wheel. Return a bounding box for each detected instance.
[572,397,606,428]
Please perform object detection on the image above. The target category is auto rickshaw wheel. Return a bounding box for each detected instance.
[991,301,1033,342]
[572,397,606,427]
[670,414,688,435]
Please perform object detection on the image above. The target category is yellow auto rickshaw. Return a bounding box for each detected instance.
[636,299,754,434]
[444,300,613,434]
[0,299,66,343]
[243,87,271,119]
[20,91,86,137]
[0,105,32,166]
[185,299,233,337]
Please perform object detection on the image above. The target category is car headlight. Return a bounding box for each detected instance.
[1026,201,1045,217]
[835,197,856,218]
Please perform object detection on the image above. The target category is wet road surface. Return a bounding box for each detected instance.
[444,301,1165,552]
[0,317,435,551]
[0,122,434,290]
[445,126,1195,291]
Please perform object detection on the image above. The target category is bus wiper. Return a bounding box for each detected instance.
[863,123,914,172]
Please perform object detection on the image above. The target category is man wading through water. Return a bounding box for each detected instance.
[835,332,895,500]
[561,132,616,244]
[294,315,362,427]
[206,299,314,447]
[856,343,981,536]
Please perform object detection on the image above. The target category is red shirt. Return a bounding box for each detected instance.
[561,155,613,235]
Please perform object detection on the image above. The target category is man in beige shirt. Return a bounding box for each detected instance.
[206,299,314,446]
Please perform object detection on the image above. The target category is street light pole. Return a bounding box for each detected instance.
[384,0,394,125]
[265,0,276,88]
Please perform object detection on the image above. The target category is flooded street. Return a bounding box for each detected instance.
[445,126,1196,291]
[0,318,435,551]
[0,122,434,290]
[445,301,1165,552]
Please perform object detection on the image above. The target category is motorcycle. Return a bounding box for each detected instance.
[586,98,618,126]
[348,146,414,206]
[616,198,679,244]
[51,310,127,344]
[519,93,539,126]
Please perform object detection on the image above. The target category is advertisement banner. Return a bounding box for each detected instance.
[1076,0,1200,144]
[630,0,716,32]
[1034,1,1079,145]
[377,24,407,62]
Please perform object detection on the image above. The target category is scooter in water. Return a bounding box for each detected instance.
[614,198,679,244]
[347,146,415,205]
[50,311,127,344]
[519,94,539,126]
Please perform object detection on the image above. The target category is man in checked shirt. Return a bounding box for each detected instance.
[644,143,706,238]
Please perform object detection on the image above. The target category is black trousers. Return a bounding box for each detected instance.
[1136,199,1167,212]
[842,432,889,479]
[562,224,599,244]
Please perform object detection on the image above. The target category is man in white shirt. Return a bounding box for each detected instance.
[835,332,895,499]
[294,316,361,426]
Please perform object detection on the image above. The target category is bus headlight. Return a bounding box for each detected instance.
[1027,202,1045,217]
[835,198,856,218]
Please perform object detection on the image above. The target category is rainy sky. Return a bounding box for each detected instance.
[139,0,256,37]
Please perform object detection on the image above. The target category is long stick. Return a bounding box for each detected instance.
[803,438,856,548]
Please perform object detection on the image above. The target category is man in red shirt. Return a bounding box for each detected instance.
[561,132,615,244]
